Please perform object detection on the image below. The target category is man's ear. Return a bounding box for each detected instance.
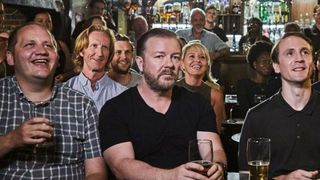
[135,56,144,73]
[6,51,14,66]
[79,52,84,57]
[272,62,280,74]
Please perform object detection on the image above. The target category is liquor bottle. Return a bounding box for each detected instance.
[280,1,288,24]
[262,3,268,23]
[231,23,237,52]
[195,0,204,10]
[182,2,190,24]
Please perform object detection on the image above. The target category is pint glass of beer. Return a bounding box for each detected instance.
[32,100,56,149]
[188,139,213,177]
[247,138,271,180]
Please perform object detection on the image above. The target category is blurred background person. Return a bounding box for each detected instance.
[204,5,228,42]
[108,34,141,88]
[0,1,12,78]
[238,17,271,54]
[304,4,320,53]
[84,15,107,27]
[129,15,148,47]
[237,41,281,118]
[176,40,226,133]
[32,11,74,82]
[129,15,149,72]
[284,22,301,33]
[312,49,320,91]
[72,0,117,49]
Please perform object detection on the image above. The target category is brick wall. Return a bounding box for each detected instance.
[2,4,27,33]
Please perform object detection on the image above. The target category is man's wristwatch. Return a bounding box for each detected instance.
[215,162,227,179]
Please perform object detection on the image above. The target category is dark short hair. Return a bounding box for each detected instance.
[246,41,273,69]
[7,22,57,53]
[249,17,263,28]
[205,4,217,13]
[136,28,180,57]
[284,22,301,33]
[115,33,134,51]
[88,0,106,8]
[271,32,313,63]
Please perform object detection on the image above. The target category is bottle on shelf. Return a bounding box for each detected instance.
[231,23,238,52]
[182,1,190,24]
[173,2,182,24]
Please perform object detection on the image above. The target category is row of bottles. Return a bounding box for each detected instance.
[158,2,191,24]
[244,0,289,25]
[207,0,241,14]
[242,24,284,44]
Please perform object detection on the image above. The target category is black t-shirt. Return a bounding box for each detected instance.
[313,81,320,92]
[204,26,228,42]
[239,90,320,178]
[99,86,217,171]
[236,76,281,117]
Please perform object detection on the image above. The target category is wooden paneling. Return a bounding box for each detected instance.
[290,0,317,23]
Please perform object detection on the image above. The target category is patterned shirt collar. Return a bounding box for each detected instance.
[10,76,59,103]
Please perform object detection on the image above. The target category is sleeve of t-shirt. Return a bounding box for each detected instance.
[197,96,218,133]
[99,99,131,152]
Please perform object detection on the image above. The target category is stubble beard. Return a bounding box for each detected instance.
[111,62,130,75]
[143,68,177,92]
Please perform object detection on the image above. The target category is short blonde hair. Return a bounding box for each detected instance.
[181,40,215,82]
[181,40,210,65]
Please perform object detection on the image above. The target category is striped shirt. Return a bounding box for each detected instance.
[0,76,102,179]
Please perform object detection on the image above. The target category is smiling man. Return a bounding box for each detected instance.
[107,34,141,88]
[0,22,106,179]
[239,32,320,179]
[176,8,229,86]
[67,25,126,112]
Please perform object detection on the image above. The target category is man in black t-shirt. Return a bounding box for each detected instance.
[204,5,228,43]
[99,28,227,180]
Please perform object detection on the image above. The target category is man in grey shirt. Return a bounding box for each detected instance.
[176,8,229,84]
[108,34,141,88]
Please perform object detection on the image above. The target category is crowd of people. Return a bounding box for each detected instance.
[1,0,320,179]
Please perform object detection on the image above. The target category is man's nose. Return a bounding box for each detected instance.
[35,45,49,55]
[96,47,103,56]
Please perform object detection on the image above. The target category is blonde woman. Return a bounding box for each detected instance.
[176,40,226,133]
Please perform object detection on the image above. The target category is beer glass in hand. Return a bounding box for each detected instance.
[32,100,56,148]
[188,139,213,177]
[247,138,271,180]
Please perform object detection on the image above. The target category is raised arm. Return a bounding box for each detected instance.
[104,142,209,180]
[0,118,54,158]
